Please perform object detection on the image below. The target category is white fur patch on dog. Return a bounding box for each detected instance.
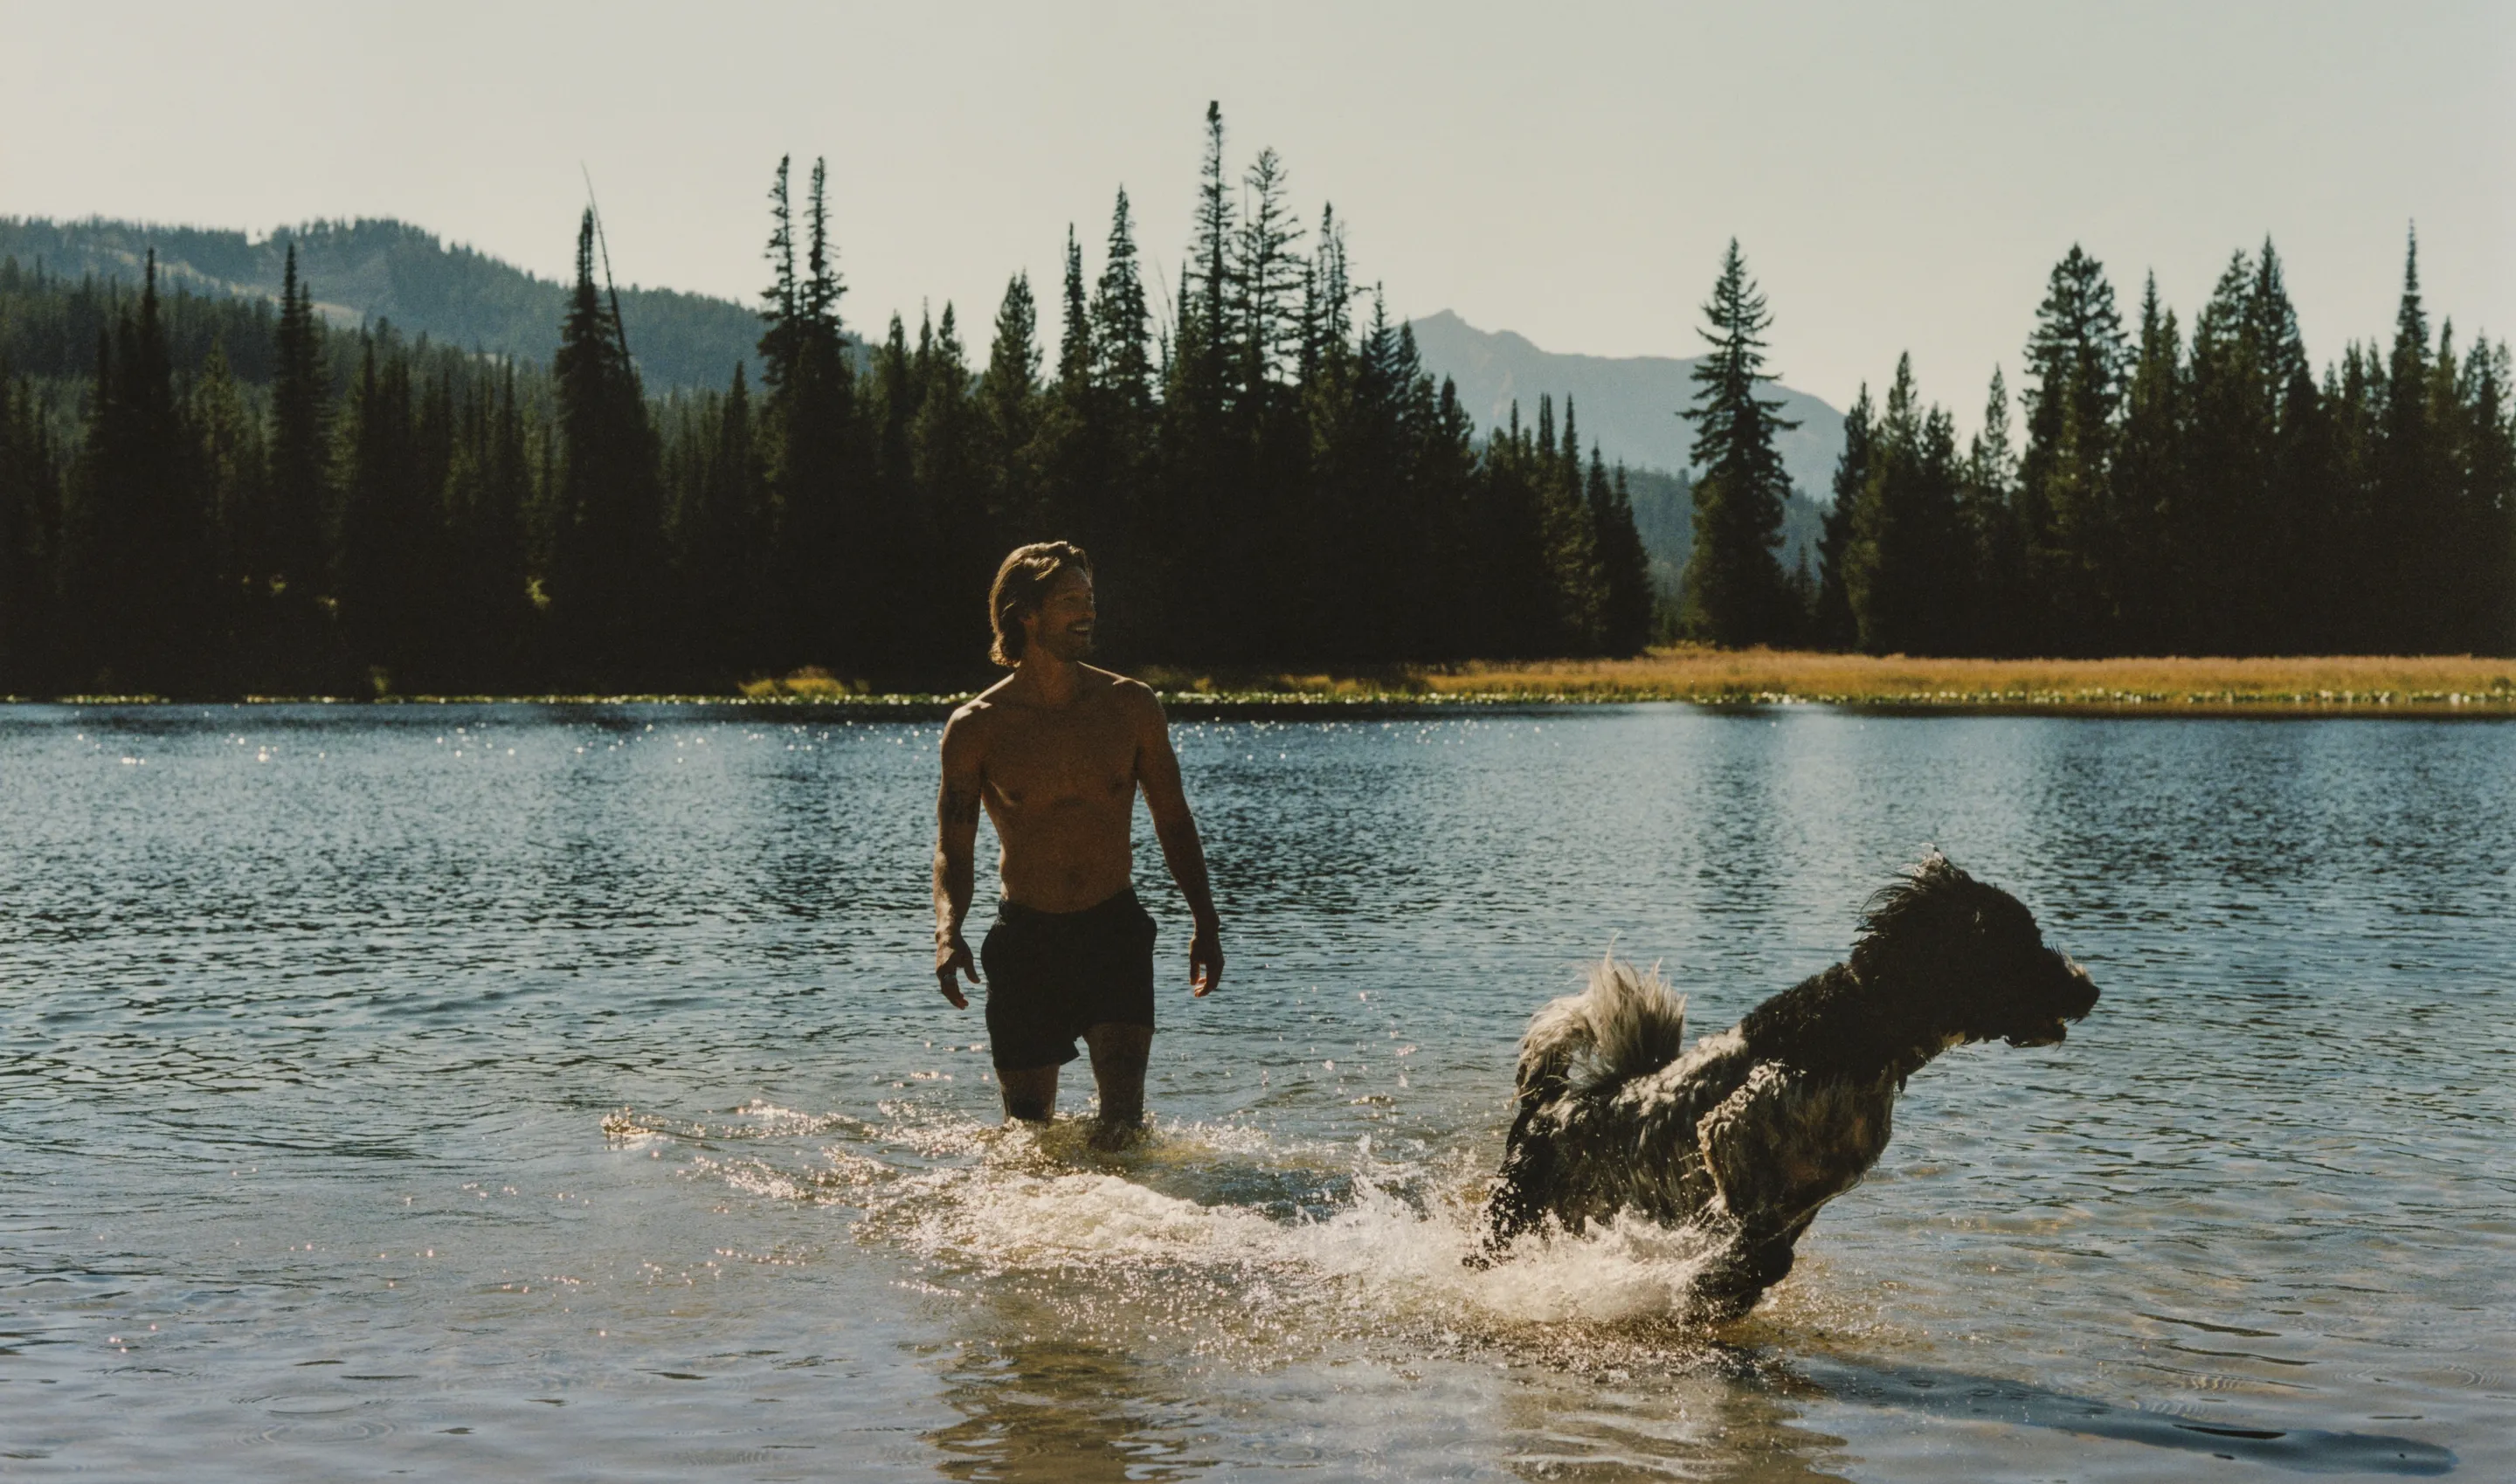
[1516,957,1688,1100]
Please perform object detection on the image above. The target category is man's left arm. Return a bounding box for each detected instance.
[1135,687,1221,996]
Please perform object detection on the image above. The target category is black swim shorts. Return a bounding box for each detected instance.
[979,888,1158,1071]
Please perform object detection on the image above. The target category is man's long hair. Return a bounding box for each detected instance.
[988,541,1093,666]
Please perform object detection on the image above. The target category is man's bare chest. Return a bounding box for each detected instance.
[982,711,1136,811]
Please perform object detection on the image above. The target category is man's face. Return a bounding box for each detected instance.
[1023,569,1096,661]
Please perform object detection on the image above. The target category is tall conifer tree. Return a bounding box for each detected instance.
[267,244,329,600]
[550,210,660,680]
[2018,245,2127,653]
[1814,386,1870,650]
[1590,446,1654,654]
[1959,369,2023,655]
[1678,240,1795,645]
[2377,228,2441,651]
[980,272,1042,533]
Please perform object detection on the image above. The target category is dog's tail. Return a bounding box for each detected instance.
[1476,958,1688,1265]
[1514,956,1688,1109]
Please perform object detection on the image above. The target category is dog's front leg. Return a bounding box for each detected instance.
[1687,1066,1897,1317]
[1469,1101,1559,1267]
[1689,1211,1817,1322]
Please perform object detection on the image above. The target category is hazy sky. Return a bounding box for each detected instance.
[4,0,2511,420]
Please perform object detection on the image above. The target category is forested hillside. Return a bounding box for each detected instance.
[2,107,2507,696]
[0,113,1658,695]
[0,217,762,392]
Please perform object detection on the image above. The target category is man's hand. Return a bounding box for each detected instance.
[1189,921,1223,997]
[936,935,979,1009]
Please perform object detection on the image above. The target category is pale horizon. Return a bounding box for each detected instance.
[3,0,2511,426]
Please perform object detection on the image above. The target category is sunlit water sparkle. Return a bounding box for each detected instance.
[2,702,2506,1480]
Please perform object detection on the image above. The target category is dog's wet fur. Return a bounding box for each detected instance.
[1473,853,2098,1321]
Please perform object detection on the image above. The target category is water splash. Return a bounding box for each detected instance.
[635,1101,1775,1358]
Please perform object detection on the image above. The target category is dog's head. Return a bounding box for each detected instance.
[1850,853,2098,1048]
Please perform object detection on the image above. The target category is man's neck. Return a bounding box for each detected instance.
[1013,651,1085,707]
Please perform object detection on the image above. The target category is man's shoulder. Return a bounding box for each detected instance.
[1082,665,1160,709]
[944,680,1018,742]
[955,674,1024,716]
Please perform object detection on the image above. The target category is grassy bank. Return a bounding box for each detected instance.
[727,650,2516,714]
[24,650,2514,713]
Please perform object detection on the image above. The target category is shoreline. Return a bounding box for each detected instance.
[8,648,2514,717]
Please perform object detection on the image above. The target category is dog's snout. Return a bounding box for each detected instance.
[2052,951,2098,1017]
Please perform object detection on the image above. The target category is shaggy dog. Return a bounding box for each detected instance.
[1472,854,2098,1321]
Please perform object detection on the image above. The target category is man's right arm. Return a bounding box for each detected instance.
[932,709,985,1009]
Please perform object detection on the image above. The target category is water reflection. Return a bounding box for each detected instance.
[930,1308,1213,1481]
[1796,1356,2457,1476]
[1496,1358,1857,1483]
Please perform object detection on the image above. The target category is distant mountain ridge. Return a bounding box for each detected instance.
[1407,309,1846,500]
[2,215,1839,589]
[0,216,763,392]
[5,220,1850,496]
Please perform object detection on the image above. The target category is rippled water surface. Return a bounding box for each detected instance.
[3,702,2509,1481]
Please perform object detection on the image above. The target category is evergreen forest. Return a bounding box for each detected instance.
[1804,238,2515,659]
[1,107,2509,697]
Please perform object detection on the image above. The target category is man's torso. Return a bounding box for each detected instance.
[964,667,1144,912]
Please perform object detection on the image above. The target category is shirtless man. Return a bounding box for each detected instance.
[932,542,1223,1146]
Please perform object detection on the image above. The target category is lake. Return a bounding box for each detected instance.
[2,702,2507,1481]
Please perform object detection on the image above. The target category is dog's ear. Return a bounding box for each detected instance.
[1855,852,1976,950]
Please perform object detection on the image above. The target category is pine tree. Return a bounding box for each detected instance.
[550,210,660,681]
[760,158,855,671]
[1538,395,1602,649]
[1233,148,1305,408]
[66,254,208,691]
[1057,226,1093,392]
[1160,102,1242,660]
[1589,446,1654,654]
[1090,193,1165,652]
[1844,355,1966,654]
[2375,227,2449,652]
[1043,225,1108,564]
[1959,369,2023,655]
[2322,342,2385,650]
[2186,247,2308,654]
[335,333,426,687]
[757,156,800,395]
[2255,241,2331,653]
[266,243,329,600]
[2018,245,2127,653]
[1093,190,1152,416]
[1678,239,1795,645]
[1185,101,1235,405]
[910,302,989,671]
[979,272,1042,533]
[2114,276,2185,652]
[1472,403,1562,658]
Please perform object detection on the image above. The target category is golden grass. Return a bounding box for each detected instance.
[45,651,2506,712]
[1137,648,2516,713]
